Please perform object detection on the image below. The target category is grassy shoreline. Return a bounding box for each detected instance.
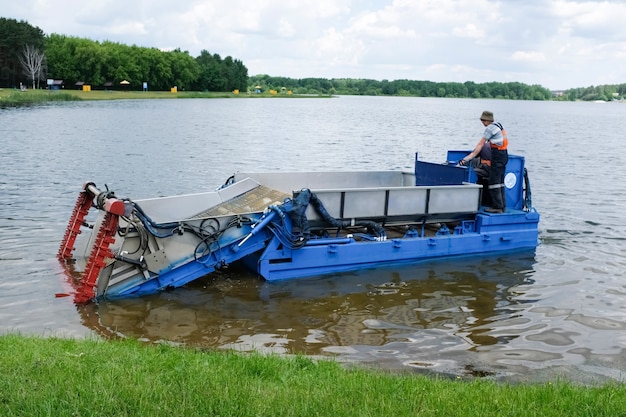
[1,334,624,416]
[0,88,328,107]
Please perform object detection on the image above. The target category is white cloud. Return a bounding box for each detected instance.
[314,27,364,65]
[553,0,626,40]
[511,51,546,63]
[452,24,484,40]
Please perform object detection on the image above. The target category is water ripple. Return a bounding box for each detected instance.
[2,97,626,383]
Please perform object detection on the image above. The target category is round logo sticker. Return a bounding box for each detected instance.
[504,172,517,189]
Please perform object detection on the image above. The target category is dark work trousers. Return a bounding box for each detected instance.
[488,149,508,210]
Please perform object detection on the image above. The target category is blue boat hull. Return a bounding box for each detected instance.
[249,210,539,281]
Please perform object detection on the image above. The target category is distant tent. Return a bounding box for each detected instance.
[103,81,113,91]
[120,80,130,85]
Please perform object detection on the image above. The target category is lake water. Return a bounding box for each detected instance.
[1,96,625,383]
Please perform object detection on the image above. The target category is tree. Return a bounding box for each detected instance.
[192,51,248,92]
[19,44,46,89]
[0,18,45,87]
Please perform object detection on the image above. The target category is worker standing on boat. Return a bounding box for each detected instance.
[459,111,508,213]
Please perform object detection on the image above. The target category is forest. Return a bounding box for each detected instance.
[249,75,554,100]
[1,17,625,101]
[0,17,247,92]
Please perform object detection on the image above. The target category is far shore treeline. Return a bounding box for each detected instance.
[1,17,625,101]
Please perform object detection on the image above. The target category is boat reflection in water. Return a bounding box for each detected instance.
[78,251,537,374]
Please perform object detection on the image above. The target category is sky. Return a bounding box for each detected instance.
[3,0,626,90]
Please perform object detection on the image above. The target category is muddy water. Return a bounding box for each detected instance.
[1,96,625,383]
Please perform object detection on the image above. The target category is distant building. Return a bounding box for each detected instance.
[51,80,64,90]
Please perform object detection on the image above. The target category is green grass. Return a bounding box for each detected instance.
[0,335,624,416]
[0,89,79,106]
[0,88,330,107]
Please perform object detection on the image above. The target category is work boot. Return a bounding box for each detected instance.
[485,207,503,213]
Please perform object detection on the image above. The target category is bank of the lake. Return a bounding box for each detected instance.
[0,89,328,106]
[1,334,624,417]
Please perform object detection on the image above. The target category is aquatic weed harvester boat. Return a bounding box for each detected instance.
[58,150,539,304]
